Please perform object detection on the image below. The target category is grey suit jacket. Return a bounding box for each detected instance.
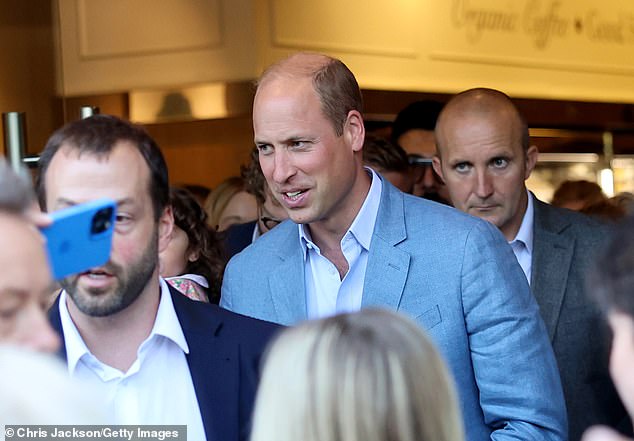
[222,177,567,441]
[532,197,628,440]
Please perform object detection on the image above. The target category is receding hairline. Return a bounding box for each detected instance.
[257,52,335,88]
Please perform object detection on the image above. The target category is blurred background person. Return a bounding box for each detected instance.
[0,345,106,424]
[584,213,634,441]
[160,186,226,304]
[204,176,257,231]
[0,158,59,353]
[551,179,606,211]
[362,134,412,193]
[610,192,634,215]
[250,308,463,441]
[223,147,288,258]
[580,199,627,223]
[179,183,212,207]
[391,100,450,203]
[0,162,103,425]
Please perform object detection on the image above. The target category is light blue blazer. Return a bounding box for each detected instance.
[221,177,567,441]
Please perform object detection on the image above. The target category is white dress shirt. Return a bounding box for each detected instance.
[59,279,206,440]
[301,168,382,318]
[509,190,535,285]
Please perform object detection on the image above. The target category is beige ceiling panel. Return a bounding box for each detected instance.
[270,0,420,57]
[77,0,222,59]
[428,0,634,76]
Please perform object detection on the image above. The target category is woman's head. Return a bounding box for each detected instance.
[160,187,226,301]
[204,177,257,231]
[251,308,463,441]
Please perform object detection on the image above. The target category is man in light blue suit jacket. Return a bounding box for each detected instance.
[221,52,566,440]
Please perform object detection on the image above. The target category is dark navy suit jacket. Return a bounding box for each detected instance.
[222,221,256,259]
[49,285,280,441]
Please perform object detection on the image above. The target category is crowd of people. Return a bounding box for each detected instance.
[1,52,634,441]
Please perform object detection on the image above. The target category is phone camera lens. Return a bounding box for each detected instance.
[91,207,114,234]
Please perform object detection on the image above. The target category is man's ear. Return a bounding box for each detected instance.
[158,205,174,253]
[432,155,445,181]
[525,145,539,180]
[345,110,365,153]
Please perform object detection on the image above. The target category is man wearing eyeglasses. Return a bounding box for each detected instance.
[223,148,288,258]
[391,100,451,204]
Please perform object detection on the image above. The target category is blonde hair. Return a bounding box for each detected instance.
[250,309,464,441]
[0,345,107,424]
[203,176,247,230]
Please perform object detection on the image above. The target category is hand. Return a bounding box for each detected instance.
[582,426,633,441]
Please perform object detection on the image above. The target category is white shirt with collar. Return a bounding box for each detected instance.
[301,168,382,319]
[509,190,535,285]
[59,278,206,440]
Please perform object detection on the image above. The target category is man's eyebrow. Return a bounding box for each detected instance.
[255,135,308,145]
[448,158,470,166]
[54,197,78,207]
[115,198,135,208]
[55,197,134,208]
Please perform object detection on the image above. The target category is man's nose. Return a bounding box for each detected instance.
[271,151,296,184]
[422,166,436,190]
[475,171,494,198]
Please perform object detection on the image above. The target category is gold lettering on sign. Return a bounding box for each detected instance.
[451,0,518,43]
[585,10,625,44]
[524,0,569,49]
[449,0,634,50]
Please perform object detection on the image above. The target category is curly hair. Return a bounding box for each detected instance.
[241,147,267,205]
[170,186,226,303]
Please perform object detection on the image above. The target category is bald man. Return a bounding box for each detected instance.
[222,53,566,440]
[434,88,629,440]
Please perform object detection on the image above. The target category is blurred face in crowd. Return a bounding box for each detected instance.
[397,129,448,201]
[375,168,412,194]
[607,311,634,418]
[160,225,193,278]
[44,142,172,317]
[254,75,366,234]
[257,188,289,234]
[0,212,59,352]
[217,191,257,232]
[434,110,538,241]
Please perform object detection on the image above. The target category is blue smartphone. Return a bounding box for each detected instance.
[40,198,116,280]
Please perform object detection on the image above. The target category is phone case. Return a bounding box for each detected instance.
[41,198,116,280]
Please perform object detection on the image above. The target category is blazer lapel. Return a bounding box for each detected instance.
[531,198,573,341]
[48,294,68,361]
[268,225,307,325]
[362,181,411,310]
[172,288,239,441]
